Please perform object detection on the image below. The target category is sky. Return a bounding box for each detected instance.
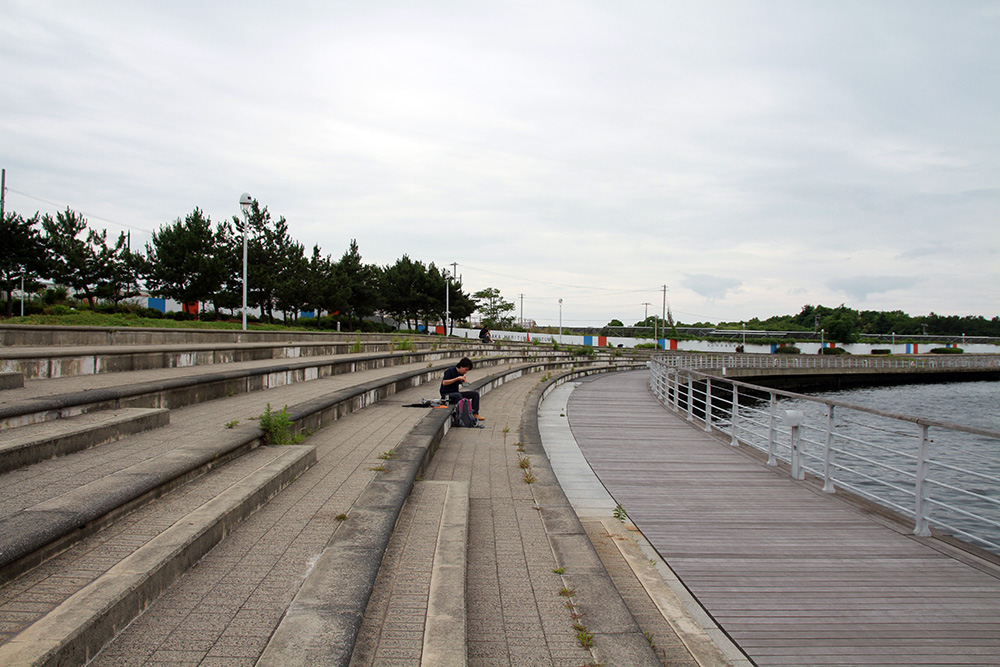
[2,0,998,328]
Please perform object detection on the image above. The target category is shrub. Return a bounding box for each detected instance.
[930,347,963,354]
[871,349,891,355]
[774,345,801,355]
[819,346,848,355]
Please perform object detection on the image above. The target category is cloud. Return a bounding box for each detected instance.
[1,1,997,326]
[681,274,743,301]
[826,276,922,303]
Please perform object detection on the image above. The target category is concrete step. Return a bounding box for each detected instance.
[0,357,639,666]
[0,339,507,381]
[255,409,457,667]
[0,324,447,348]
[0,349,560,429]
[0,372,24,390]
[0,408,170,474]
[0,443,316,667]
[0,360,466,584]
[348,480,470,667]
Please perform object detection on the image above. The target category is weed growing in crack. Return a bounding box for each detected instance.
[258,403,304,445]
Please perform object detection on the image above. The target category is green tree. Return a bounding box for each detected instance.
[231,200,304,323]
[144,208,225,312]
[380,255,421,329]
[41,208,103,308]
[274,237,308,321]
[473,287,515,328]
[336,239,380,329]
[303,246,347,325]
[0,211,47,317]
[819,306,860,344]
[94,230,142,310]
[447,278,476,333]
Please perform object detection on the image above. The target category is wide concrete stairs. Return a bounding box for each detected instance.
[0,325,654,666]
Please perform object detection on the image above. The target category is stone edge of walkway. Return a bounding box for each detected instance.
[0,444,316,667]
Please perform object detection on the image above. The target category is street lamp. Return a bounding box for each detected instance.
[558,298,563,344]
[239,193,252,331]
[443,269,450,336]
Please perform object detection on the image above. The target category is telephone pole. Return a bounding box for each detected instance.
[519,293,525,327]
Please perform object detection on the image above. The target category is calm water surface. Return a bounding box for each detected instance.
[776,380,1000,552]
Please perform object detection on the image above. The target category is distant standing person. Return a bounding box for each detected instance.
[440,357,485,421]
[479,326,492,343]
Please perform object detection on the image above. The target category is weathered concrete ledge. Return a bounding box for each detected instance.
[0,372,24,390]
[0,349,550,429]
[0,341,534,380]
[0,360,462,583]
[0,445,316,667]
[0,324,446,348]
[0,408,170,474]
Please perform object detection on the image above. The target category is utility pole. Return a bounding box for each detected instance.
[519,293,525,327]
[660,285,668,349]
[1,169,6,224]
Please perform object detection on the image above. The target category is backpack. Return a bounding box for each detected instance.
[452,398,479,428]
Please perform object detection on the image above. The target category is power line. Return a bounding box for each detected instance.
[458,263,660,295]
[5,187,154,234]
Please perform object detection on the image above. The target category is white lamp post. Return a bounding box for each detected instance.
[558,298,563,344]
[443,269,450,335]
[239,193,252,331]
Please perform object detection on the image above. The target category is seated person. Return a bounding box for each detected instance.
[479,326,493,343]
[439,357,485,421]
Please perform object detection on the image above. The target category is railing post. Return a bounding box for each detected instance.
[914,424,932,537]
[669,370,679,411]
[704,377,713,432]
[822,405,836,493]
[767,395,778,466]
[686,375,695,422]
[730,383,740,447]
[786,410,805,479]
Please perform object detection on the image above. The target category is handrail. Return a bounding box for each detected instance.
[647,358,1000,555]
[654,352,1000,372]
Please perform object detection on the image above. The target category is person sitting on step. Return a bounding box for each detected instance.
[439,357,485,421]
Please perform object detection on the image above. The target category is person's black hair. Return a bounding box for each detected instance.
[458,357,473,369]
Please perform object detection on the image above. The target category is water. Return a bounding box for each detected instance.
[774,380,1000,552]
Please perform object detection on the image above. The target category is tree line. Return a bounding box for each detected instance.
[627,304,999,342]
[0,201,483,330]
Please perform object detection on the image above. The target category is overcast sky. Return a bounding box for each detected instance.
[2,1,997,327]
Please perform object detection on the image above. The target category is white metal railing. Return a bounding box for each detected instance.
[655,352,1000,372]
[648,358,1000,554]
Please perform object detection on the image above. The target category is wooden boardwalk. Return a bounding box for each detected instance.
[567,370,1000,667]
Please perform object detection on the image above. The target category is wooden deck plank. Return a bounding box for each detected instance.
[567,370,1000,667]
